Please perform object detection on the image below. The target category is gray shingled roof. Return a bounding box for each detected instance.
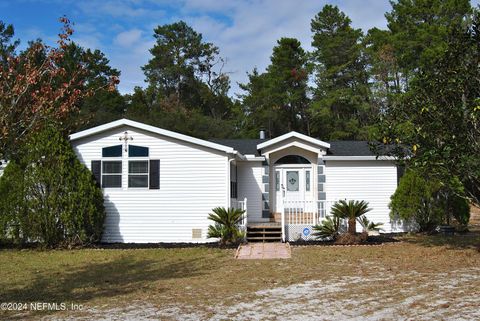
[209,139,381,156]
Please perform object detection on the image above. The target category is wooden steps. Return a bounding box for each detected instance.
[247,224,282,243]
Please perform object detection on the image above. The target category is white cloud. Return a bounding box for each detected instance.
[114,29,143,47]
[67,0,397,95]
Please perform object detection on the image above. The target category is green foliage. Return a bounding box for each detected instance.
[310,5,372,140]
[312,215,342,240]
[358,216,383,233]
[59,43,124,131]
[239,37,311,137]
[390,170,443,231]
[0,20,19,64]
[207,207,245,245]
[142,21,232,119]
[0,162,27,241]
[439,177,470,226]
[378,1,480,205]
[391,170,470,231]
[330,200,372,234]
[0,127,105,247]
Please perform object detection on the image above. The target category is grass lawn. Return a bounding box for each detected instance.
[1,232,479,320]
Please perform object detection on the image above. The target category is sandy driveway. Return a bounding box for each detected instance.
[49,266,480,321]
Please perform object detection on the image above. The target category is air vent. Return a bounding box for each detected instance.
[192,229,202,239]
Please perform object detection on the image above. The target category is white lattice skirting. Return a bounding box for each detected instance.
[285,225,317,242]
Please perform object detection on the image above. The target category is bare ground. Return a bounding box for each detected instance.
[1,233,479,321]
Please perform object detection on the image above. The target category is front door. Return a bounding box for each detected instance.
[275,166,313,211]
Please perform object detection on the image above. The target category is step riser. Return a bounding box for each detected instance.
[247,226,282,242]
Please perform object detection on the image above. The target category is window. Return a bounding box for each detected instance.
[275,171,280,191]
[230,181,237,198]
[129,145,149,157]
[102,145,122,157]
[305,170,311,191]
[128,160,149,188]
[102,161,122,188]
[286,171,299,191]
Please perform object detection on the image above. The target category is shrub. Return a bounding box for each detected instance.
[0,162,27,242]
[330,200,372,234]
[312,216,342,240]
[390,170,443,232]
[390,170,470,232]
[439,177,470,227]
[207,207,245,245]
[0,127,105,247]
[358,216,383,233]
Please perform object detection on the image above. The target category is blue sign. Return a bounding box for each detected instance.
[303,227,311,237]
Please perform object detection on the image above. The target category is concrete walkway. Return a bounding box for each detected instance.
[235,242,291,259]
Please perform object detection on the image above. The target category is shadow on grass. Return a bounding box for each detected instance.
[401,229,480,250]
[0,254,211,309]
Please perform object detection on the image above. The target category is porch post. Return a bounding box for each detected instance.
[317,158,326,219]
[261,159,270,219]
[244,197,248,227]
[281,202,285,242]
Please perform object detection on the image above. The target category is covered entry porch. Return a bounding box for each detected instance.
[244,131,332,242]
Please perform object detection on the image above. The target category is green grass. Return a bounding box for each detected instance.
[1,232,479,319]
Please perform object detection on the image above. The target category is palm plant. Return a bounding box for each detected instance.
[207,207,245,245]
[358,216,383,233]
[331,200,372,234]
[312,215,342,240]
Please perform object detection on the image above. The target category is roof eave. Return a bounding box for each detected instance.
[69,118,235,154]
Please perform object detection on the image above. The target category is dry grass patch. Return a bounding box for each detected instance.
[0,233,479,320]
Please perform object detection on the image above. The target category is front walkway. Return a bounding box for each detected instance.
[235,242,291,259]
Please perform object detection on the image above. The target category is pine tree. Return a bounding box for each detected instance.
[310,5,371,140]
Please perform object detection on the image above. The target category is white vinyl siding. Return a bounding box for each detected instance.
[237,161,267,223]
[0,160,6,177]
[72,126,228,243]
[325,160,399,233]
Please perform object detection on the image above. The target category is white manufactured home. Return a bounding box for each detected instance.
[69,119,406,243]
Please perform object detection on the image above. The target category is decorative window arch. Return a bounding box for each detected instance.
[274,155,310,165]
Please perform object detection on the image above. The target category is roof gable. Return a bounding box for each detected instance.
[257,131,330,150]
[69,119,235,154]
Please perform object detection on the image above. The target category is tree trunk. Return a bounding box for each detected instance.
[348,217,356,234]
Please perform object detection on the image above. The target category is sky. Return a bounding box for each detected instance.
[1,0,477,97]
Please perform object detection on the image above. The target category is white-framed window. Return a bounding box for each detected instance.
[95,144,159,190]
[128,160,149,188]
[102,160,122,188]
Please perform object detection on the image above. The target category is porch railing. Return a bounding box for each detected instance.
[280,200,336,241]
[236,197,248,228]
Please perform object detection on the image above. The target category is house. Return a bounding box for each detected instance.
[69,118,406,243]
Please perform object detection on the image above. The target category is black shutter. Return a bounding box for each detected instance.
[149,160,160,189]
[91,160,101,186]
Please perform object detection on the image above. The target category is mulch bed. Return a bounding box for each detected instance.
[290,234,400,247]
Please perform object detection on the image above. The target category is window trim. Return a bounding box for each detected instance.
[128,159,149,189]
[230,181,237,199]
[305,170,311,192]
[101,159,123,188]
